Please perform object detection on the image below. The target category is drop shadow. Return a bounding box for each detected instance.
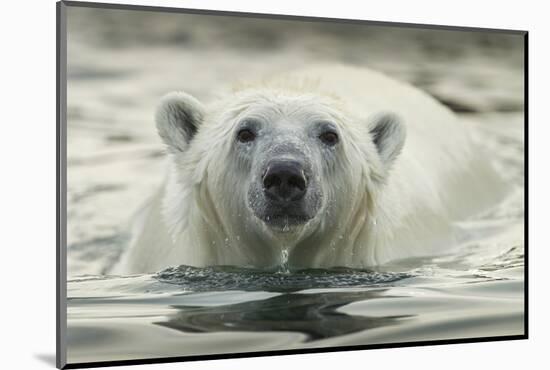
[34,353,56,367]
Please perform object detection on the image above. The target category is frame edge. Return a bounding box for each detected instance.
[57,1,68,369]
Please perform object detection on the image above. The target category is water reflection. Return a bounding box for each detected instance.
[155,290,410,341]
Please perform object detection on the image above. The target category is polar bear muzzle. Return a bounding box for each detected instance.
[256,157,316,229]
[248,144,322,233]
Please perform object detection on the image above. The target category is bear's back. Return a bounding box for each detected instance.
[281,65,508,262]
[292,65,505,212]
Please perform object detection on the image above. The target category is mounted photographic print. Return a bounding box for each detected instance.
[56,1,527,368]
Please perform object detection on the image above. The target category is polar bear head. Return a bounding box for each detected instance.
[155,85,406,266]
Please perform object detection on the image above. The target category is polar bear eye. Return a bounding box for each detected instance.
[319,131,339,146]
[237,129,256,143]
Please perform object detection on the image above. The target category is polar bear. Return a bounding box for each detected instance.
[114,65,506,274]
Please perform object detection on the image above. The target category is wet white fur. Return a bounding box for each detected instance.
[114,65,506,274]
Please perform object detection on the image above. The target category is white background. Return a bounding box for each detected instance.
[0,0,545,369]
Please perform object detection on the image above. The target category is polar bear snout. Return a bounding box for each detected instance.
[263,160,308,202]
[249,152,321,232]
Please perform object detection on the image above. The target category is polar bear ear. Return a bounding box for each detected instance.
[368,112,406,167]
[155,91,204,152]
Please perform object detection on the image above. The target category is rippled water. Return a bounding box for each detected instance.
[67,240,524,363]
[64,6,525,366]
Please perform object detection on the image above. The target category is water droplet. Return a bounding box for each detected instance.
[278,247,290,274]
[282,217,290,232]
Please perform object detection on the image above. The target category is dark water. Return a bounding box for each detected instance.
[65,6,524,365]
[155,266,411,292]
[155,267,412,341]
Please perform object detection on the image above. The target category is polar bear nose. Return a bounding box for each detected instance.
[263,160,307,202]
